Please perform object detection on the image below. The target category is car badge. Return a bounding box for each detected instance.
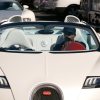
[41,41,47,47]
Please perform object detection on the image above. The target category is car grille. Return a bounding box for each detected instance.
[32,84,63,100]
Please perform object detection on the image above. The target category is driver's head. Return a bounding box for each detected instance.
[63,27,76,41]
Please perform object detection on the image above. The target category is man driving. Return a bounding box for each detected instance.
[53,27,86,51]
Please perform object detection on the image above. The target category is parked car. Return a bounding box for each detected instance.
[33,0,81,19]
[19,0,80,20]
[0,21,100,100]
[79,0,100,25]
[0,0,36,24]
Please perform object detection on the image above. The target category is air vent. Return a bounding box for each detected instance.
[31,84,63,100]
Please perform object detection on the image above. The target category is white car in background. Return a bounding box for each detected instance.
[0,21,100,100]
[0,0,36,24]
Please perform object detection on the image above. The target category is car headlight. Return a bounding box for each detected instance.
[0,76,10,88]
[83,76,100,88]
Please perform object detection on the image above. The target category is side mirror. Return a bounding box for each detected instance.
[23,5,29,9]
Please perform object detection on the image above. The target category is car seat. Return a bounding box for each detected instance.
[0,28,33,50]
[64,15,80,23]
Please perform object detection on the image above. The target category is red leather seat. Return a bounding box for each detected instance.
[61,41,86,50]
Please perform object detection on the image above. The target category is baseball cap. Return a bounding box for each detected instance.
[63,27,76,36]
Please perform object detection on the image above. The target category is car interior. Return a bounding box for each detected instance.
[0,25,97,52]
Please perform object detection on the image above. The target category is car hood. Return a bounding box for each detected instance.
[0,51,100,100]
[0,10,22,22]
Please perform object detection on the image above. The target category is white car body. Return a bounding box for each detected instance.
[56,0,80,7]
[0,0,36,24]
[0,22,100,100]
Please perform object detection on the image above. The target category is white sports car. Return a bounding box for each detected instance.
[0,22,100,100]
[0,0,36,24]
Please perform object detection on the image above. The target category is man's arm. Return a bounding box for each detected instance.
[53,42,64,51]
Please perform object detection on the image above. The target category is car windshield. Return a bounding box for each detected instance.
[0,22,99,52]
[0,1,22,10]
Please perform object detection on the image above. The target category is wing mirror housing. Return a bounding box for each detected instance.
[23,5,29,9]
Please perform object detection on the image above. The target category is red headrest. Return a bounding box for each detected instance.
[62,41,86,50]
